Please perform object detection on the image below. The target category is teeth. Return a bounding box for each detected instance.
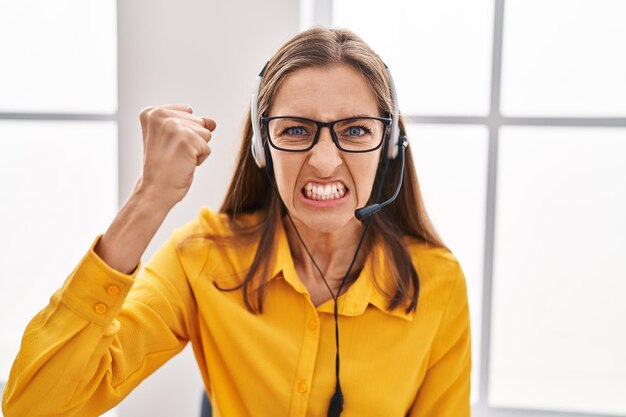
[303,181,347,201]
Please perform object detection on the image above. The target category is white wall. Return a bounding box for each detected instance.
[116,1,300,416]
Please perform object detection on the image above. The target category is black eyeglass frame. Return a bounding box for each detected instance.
[261,114,393,153]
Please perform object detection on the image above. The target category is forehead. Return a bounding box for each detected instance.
[268,63,380,120]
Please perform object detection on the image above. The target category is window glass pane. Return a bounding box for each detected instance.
[407,124,488,404]
[501,0,626,117]
[0,121,118,384]
[333,0,494,116]
[490,127,626,414]
[0,0,117,113]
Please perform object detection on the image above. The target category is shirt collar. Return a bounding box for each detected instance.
[267,215,414,322]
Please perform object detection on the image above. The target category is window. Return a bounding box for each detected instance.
[326,0,626,415]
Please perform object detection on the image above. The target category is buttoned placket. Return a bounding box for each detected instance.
[287,293,322,416]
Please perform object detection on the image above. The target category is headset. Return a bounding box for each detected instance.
[249,61,408,221]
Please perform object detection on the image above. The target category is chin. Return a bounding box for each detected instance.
[290,209,356,233]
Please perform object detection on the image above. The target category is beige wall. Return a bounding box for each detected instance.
[116,1,300,415]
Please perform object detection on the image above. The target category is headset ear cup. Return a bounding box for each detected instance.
[250,115,267,168]
[384,112,400,160]
[251,130,266,168]
[385,65,401,160]
[388,125,399,160]
[250,66,266,168]
[382,129,391,171]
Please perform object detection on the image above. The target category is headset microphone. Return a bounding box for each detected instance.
[354,135,408,221]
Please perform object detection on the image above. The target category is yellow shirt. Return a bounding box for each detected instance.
[2,207,471,417]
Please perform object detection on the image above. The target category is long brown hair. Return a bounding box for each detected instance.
[183,27,447,314]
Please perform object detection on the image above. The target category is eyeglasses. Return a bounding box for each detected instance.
[261,115,392,153]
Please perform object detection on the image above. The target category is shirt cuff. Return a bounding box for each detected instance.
[59,234,142,326]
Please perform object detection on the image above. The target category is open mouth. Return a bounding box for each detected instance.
[301,181,348,201]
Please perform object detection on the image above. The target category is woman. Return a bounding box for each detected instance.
[1,27,471,416]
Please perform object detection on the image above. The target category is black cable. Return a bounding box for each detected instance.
[285,210,373,417]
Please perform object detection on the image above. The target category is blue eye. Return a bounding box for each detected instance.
[286,126,306,135]
[346,125,371,136]
[348,127,364,136]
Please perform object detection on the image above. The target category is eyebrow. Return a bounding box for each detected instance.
[347,113,376,118]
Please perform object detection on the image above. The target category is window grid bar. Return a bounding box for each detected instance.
[478,0,506,410]
[0,112,117,121]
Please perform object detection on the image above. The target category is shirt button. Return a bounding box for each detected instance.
[297,381,308,393]
[308,319,318,330]
[94,303,108,315]
[106,284,120,296]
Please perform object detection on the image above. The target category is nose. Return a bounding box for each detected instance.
[308,126,343,176]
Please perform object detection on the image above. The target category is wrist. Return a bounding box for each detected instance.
[132,178,175,214]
